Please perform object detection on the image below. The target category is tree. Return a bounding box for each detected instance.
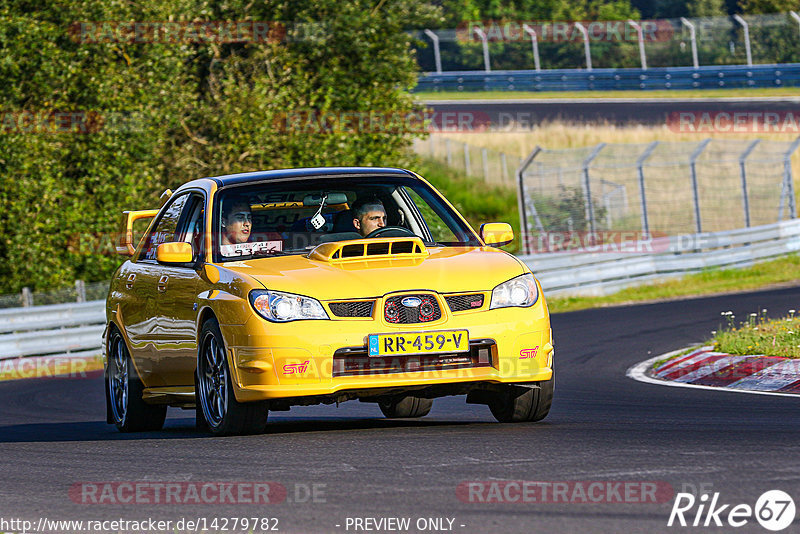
[0,0,437,293]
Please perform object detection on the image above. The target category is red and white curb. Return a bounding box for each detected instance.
[627,346,800,397]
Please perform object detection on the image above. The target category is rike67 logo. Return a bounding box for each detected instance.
[668,490,796,531]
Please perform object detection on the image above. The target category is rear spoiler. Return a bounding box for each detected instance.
[115,210,159,256]
[115,189,172,256]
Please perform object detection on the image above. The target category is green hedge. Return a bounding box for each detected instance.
[0,0,438,293]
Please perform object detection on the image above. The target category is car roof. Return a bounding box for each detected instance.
[206,167,416,187]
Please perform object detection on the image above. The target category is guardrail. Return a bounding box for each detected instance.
[521,219,800,296]
[415,64,800,92]
[1,220,798,361]
[0,300,105,361]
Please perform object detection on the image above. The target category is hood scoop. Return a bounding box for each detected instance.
[308,237,429,263]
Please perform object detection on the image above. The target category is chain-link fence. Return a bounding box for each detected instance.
[0,280,110,308]
[413,136,521,186]
[414,12,800,72]
[518,138,800,252]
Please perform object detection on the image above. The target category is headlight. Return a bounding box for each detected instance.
[490,273,539,309]
[249,290,329,322]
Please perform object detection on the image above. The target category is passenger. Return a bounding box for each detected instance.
[221,197,252,245]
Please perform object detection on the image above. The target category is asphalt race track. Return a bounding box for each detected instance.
[424,97,800,127]
[2,286,800,533]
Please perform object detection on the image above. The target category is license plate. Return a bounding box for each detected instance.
[368,330,469,357]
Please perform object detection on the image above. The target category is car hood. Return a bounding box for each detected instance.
[221,246,527,300]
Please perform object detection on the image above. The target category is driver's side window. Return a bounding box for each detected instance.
[176,195,205,262]
[139,193,190,261]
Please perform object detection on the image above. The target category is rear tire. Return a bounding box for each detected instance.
[197,317,268,436]
[106,329,167,432]
[488,372,554,423]
[379,396,433,418]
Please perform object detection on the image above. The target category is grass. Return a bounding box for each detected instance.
[413,156,520,252]
[415,87,800,101]
[546,254,800,313]
[432,124,800,156]
[711,309,800,358]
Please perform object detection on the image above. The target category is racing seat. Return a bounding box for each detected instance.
[332,209,358,233]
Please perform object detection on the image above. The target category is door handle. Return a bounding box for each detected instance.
[157,275,169,293]
[126,273,136,289]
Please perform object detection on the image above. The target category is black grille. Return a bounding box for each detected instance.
[329,301,374,318]
[383,294,442,324]
[333,339,495,377]
[445,293,485,312]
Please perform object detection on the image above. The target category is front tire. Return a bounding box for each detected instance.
[106,329,167,432]
[379,396,433,418]
[488,373,554,423]
[197,318,268,436]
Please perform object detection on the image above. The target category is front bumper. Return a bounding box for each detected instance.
[222,301,553,403]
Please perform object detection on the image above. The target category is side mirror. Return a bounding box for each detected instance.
[480,222,514,247]
[156,241,194,264]
[116,210,159,256]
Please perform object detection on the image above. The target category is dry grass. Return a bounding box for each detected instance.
[435,123,800,157]
[433,123,800,233]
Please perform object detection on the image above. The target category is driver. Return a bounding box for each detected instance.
[352,197,386,237]
[221,196,252,245]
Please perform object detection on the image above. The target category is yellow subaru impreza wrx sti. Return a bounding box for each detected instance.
[104,167,554,435]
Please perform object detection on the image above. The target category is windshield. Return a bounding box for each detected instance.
[213,175,480,261]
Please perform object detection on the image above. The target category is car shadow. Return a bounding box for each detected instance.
[0,416,487,443]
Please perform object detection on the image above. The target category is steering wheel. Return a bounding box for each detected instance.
[365,226,416,239]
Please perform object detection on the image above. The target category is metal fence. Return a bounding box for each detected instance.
[0,280,110,309]
[413,136,520,187]
[414,12,800,73]
[517,138,800,253]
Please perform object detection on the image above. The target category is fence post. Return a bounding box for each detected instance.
[464,143,471,175]
[445,138,452,166]
[423,29,442,74]
[517,147,545,254]
[680,18,699,68]
[75,279,86,303]
[522,24,541,71]
[21,287,32,307]
[481,148,489,183]
[473,27,491,72]
[582,143,606,236]
[501,152,509,184]
[739,140,760,228]
[791,12,800,39]
[636,141,659,239]
[627,20,648,70]
[733,15,753,67]
[574,23,593,71]
[689,138,711,233]
[780,136,800,220]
